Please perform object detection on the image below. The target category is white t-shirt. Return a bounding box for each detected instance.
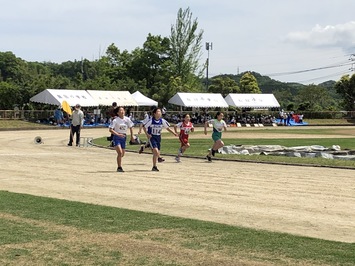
[208,119,226,132]
[109,116,134,134]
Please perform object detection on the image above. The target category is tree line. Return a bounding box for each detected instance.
[0,7,354,112]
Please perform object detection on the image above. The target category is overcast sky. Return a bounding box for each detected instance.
[1,0,355,84]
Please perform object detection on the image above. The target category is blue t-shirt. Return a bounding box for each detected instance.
[145,118,170,136]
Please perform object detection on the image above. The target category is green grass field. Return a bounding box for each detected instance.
[95,136,355,169]
[1,191,354,265]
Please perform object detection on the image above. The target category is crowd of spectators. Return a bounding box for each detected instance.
[41,106,304,127]
[278,110,304,126]
[163,112,277,126]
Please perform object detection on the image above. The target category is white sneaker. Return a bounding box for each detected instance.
[175,156,181,163]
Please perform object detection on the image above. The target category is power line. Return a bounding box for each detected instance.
[294,70,351,84]
[266,61,352,77]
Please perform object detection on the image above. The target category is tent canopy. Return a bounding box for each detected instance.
[132,91,158,106]
[86,90,138,106]
[168,92,229,108]
[225,93,280,108]
[30,89,98,107]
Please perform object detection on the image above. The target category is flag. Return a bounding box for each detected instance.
[62,101,72,115]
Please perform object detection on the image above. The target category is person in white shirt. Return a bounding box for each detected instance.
[204,111,227,162]
[109,107,134,172]
[68,104,84,146]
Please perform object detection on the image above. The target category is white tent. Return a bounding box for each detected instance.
[132,91,158,106]
[168,92,229,108]
[30,89,99,107]
[86,90,138,106]
[225,93,280,109]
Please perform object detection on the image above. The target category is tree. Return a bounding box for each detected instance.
[102,43,133,83]
[273,89,293,109]
[335,74,355,111]
[0,82,22,109]
[0,51,28,83]
[129,34,171,95]
[295,84,333,111]
[208,76,240,97]
[239,72,261,93]
[169,7,204,90]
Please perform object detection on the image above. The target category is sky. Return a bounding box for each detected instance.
[1,0,355,85]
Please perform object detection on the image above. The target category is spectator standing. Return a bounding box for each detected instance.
[68,104,84,146]
[54,107,64,126]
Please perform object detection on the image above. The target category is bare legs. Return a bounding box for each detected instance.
[115,145,125,168]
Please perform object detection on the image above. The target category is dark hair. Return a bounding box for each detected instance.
[215,111,223,119]
[113,106,124,116]
[182,113,190,119]
[112,102,117,107]
[152,107,161,115]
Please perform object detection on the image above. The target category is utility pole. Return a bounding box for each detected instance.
[205,42,213,91]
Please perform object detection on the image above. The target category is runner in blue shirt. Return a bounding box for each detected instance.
[144,107,177,171]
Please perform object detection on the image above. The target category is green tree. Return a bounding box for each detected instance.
[335,74,355,111]
[0,82,22,109]
[295,84,333,111]
[169,7,204,90]
[0,51,28,83]
[239,72,261,93]
[208,76,240,97]
[129,34,172,102]
[273,89,293,109]
[102,43,133,83]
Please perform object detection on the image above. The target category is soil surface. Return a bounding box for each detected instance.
[0,127,354,243]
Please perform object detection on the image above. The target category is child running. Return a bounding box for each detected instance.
[204,111,227,162]
[138,111,165,163]
[109,106,134,172]
[174,114,194,162]
[144,107,177,171]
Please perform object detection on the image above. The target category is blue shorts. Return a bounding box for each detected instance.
[113,135,126,149]
[149,135,161,150]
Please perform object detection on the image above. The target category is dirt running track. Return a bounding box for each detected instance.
[0,127,354,243]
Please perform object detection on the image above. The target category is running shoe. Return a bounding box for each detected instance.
[138,145,144,154]
[178,148,183,156]
[175,156,181,163]
[158,157,165,163]
[206,155,212,162]
[117,167,124,172]
[152,166,159,171]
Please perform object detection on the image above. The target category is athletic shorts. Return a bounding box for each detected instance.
[212,132,222,142]
[113,135,126,149]
[149,135,161,150]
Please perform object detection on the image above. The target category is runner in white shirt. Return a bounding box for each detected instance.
[109,107,134,172]
[204,111,227,162]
